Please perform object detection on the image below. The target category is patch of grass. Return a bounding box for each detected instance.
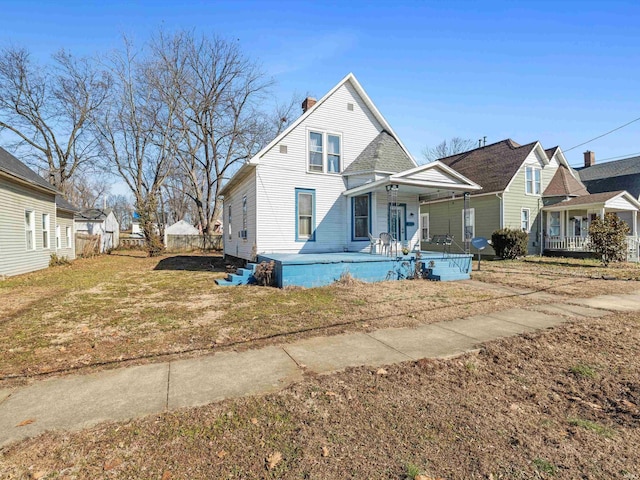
[533,457,557,475]
[405,462,424,479]
[568,418,615,437]
[569,363,597,378]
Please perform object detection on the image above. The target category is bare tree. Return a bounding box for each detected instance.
[95,39,178,256]
[106,194,134,230]
[150,31,280,234]
[0,47,111,193]
[66,172,111,209]
[421,137,476,163]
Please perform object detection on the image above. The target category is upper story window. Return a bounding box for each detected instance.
[525,166,541,195]
[309,132,323,172]
[308,130,342,174]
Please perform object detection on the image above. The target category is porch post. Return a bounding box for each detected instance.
[634,210,638,237]
[600,207,605,219]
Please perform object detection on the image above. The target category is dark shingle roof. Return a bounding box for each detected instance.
[577,155,640,199]
[437,139,537,194]
[55,195,80,213]
[545,146,559,159]
[342,130,415,175]
[543,165,589,197]
[0,146,57,193]
[76,208,112,221]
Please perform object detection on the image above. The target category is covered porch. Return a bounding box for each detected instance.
[343,162,481,256]
[542,191,640,261]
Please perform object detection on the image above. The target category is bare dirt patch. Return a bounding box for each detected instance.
[1,312,638,479]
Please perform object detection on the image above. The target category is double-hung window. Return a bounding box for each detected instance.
[25,210,35,250]
[56,225,61,249]
[549,211,560,236]
[352,194,370,240]
[308,131,341,173]
[525,166,541,195]
[308,132,324,173]
[42,213,50,249]
[295,188,315,241]
[66,226,72,248]
[521,208,530,232]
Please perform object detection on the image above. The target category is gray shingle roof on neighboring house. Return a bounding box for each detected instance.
[437,139,537,194]
[55,195,80,213]
[576,155,640,199]
[76,208,113,221]
[342,130,415,175]
[0,146,57,193]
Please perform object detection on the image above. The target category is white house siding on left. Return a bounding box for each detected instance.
[223,169,257,260]
[0,175,57,277]
[254,81,384,256]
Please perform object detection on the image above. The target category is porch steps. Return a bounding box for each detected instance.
[215,263,258,287]
[425,260,471,282]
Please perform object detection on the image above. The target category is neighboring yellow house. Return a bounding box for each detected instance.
[0,147,78,277]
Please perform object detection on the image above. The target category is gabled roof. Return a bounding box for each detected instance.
[437,139,538,194]
[576,155,640,199]
[543,165,589,197]
[545,146,559,159]
[219,73,415,196]
[76,208,113,221]
[342,131,415,175]
[55,195,80,213]
[0,146,57,193]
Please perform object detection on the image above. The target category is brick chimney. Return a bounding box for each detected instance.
[301,97,317,113]
[584,150,595,168]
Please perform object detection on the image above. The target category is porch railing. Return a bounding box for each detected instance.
[545,235,640,262]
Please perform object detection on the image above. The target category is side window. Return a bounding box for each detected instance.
[42,213,50,249]
[56,224,61,249]
[296,188,315,241]
[242,195,247,240]
[227,204,232,240]
[66,226,72,248]
[25,210,35,250]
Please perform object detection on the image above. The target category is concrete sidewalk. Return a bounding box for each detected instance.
[1,291,639,447]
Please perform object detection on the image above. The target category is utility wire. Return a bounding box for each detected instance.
[564,116,640,152]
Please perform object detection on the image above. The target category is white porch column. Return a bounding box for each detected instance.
[600,207,606,219]
[633,210,638,237]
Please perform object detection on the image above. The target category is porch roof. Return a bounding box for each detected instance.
[342,161,482,197]
[542,190,640,212]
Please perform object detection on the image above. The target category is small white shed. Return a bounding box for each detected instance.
[164,219,201,251]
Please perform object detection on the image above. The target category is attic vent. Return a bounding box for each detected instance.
[279,145,288,154]
[347,103,354,111]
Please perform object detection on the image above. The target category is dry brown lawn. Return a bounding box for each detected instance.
[2,311,639,479]
[1,252,638,391]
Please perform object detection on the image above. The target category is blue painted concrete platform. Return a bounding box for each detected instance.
[255,251,472,288]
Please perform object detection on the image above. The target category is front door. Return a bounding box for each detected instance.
[389,204,406,242]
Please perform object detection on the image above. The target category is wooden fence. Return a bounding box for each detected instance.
[75,233,100,257]
[165,234,222,252]
[120,237,146,249]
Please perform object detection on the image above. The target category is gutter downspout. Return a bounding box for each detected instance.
[538,197,543,256]
[495,193,503,228]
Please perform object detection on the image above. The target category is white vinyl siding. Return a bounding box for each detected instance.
[0,174,56,277]
[56,211,76,260]
[254,80,384,257]
[222,170,257,260]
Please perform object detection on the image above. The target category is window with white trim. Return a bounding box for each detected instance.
[549,211,561,236]
[25,210,35,250]
[227,204,232,240]
[66,226,71,248]
[352,194,370,240]
[42,213,50,249]
[420,213,430,241]
[296,188,315,241]
[308,131,323,172]
[56,225,61,249]
[241,195,247,240]
[525,166,541,195]
[462,208,475,241]
[521,208,530,232]
[308,130,342,174]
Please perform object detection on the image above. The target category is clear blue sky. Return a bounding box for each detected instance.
[1,0,639,169]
